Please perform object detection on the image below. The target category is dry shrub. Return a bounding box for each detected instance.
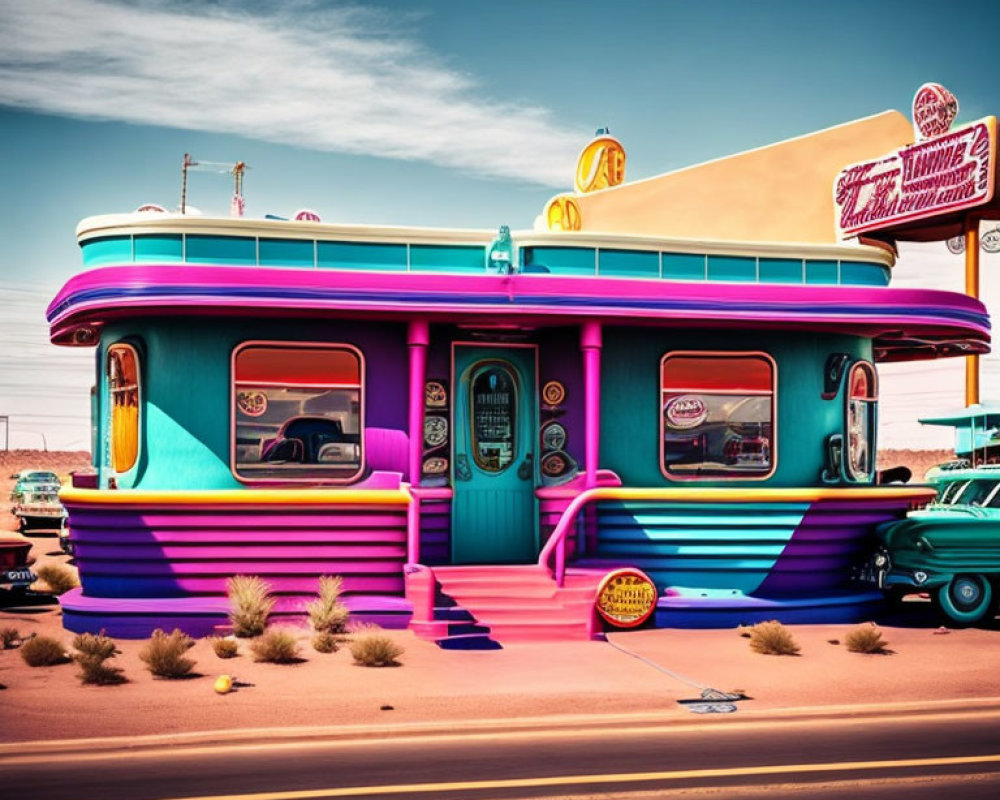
[72,630,126,685]
[306,575,350,634]
[1,627,20,649]
[748,620,801,656]
[20,635,69,667]
[76,655,126,685]
[227,575,275,638]
[73,631,118,660]
[209,637,239,659]
[139,628,196,678]
[349,626,403,667]
[312,631,339,654]
[845,623,889,654]
[35,563,79,595]
[250,629,301,663]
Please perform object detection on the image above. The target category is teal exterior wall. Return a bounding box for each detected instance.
[600,327,873,488]
[96,318,408,490]
[80,234,891,287]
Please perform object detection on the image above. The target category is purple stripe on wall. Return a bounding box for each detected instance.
[418,499,451,565]
[755,498,914,596]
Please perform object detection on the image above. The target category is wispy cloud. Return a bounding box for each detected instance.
[0,0,579,185]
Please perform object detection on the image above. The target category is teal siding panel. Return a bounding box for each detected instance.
[599,249,659,278]
[134,235,183,263]
[409,244,485,273]
[805,260,839,285]
[185,235,256,265]
[258,239,314,268]
[661,253,705,281]
[82,236,132,267]
[759,258,803,284]
[317,241,407,272]
[840,261,890,286]
[521,247,596,276]
[592,500,804,593]
[707,255,756,282]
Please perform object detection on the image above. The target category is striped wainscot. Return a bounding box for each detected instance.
[59,488,413,637]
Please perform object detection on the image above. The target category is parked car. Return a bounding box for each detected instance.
[0,530,36,595]
[859,464,1000,625]
[8,470,67,533]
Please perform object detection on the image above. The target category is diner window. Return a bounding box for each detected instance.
[233,343,363,482]
[470,362,518,473]
[660,352,775,479]
[107,343,140,473]
[845,361,877,481]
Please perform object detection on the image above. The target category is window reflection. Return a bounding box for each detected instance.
[107,344,140,473]
[661,353,775,479]
[846,362,877,481]
[233,344,363,482]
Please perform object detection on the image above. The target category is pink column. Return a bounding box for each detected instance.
[577,321,603,576]
[406,320,430,565]
[581,321,603,489]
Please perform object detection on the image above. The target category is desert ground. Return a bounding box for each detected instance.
[3,448,999,746]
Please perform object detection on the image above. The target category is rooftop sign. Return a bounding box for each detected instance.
[834,84,996,239]
[835,116,996,238]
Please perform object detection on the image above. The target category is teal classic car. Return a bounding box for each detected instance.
[863,463,1000,625]
[8,470,66,533]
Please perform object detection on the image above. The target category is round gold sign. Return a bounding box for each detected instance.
[544,195,582,232]
[542,380,566,406]
[595,569,657,628]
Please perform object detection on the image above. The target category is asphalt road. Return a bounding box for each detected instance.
[4,707,1000,800]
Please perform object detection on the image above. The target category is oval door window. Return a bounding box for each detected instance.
[470,362,518,473]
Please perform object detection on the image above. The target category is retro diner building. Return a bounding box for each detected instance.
[49,101,995,644]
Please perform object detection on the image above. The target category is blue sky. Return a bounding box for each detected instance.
[1,0,999,451]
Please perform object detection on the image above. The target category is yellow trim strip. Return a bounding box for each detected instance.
[59,488,411,506]
[563,486,934,502]
[146,753,1000,800]
[60,485,933,507]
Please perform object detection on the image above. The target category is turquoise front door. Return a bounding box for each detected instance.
[451,345,538,564]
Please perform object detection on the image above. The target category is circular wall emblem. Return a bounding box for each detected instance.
[542,380,566,406]
[541,421,567,452]
[664,395,708,429]
[425,380,447,408]
[946,235,966,255]
[912,83,958,140]
[422,456,448,475]
[236,391,268,418]
[424,415,448,447]
[540,451,568,477]
[595,569,657,628]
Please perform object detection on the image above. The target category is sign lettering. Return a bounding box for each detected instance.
[834,118,996,238]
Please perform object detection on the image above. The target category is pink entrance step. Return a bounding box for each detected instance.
[407,564,607,647]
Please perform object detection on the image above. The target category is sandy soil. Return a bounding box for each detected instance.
[3,448,996,746]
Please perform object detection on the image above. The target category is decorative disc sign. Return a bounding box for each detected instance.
[542,380,566,406]
[425,381,447,408]
[424,415,448,447]
[664,395,708,429]
[595,569,657,628]
[237,390,268,417]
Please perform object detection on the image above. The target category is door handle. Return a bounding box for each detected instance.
[517,453,534,481]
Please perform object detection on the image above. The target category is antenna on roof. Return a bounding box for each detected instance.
[180,154,251,216]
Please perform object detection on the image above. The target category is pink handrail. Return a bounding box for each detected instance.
[537,485,938,587]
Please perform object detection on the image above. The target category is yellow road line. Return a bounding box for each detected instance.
[151,754,1000,800]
